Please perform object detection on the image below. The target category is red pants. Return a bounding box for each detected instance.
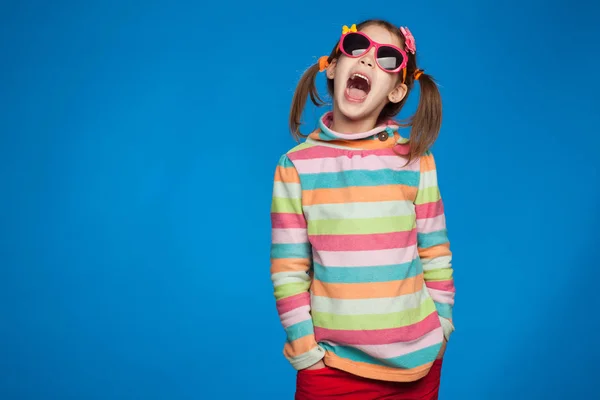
[295,359,442,400]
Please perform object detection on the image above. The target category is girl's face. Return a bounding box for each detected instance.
[327,24,407,124]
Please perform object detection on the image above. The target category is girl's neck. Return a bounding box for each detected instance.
[329,108,379,134]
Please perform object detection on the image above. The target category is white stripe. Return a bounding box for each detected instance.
[271,228,308,244]
[314,246,417,267]
[421,256,451,271]
[416,214,446,234]
[304,200,414,220]
[273,181,301,198]
[418,170,438,189]
[310,290,428,315]
[271,271,310,287]
[293,154,418,173]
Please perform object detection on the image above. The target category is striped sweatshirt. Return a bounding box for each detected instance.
[270,112,455,382]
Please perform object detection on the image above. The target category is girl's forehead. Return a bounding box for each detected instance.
[360,25,402,47]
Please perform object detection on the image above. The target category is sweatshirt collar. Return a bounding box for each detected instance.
[307,112,409,151]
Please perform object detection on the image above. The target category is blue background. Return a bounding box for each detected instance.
[1,0,598,399]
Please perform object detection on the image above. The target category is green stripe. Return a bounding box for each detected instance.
[424,268,453,281]
[308,215,415,235]
[288,142,313,154]
[271,197,303,214]
[415,186,440,205]
[304,200,414,221]
[312,298,435,330]
[274,281,311,300]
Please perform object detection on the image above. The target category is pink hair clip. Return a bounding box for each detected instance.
[400,26,416,54]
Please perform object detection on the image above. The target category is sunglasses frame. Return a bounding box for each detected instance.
[338,31,408,74]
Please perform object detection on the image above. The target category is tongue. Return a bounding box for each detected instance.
[348,87,367,99]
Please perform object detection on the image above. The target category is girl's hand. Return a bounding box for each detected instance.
[304,360,326,370]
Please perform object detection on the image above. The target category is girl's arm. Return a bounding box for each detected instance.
[415,151,456,341]
[270,154,325,370]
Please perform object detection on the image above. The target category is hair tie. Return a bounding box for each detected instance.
[318,56,330,72]
[414,69,424,80]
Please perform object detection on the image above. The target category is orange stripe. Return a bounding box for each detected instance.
[324,352,433,382]
[284,335,318,358]
[274,165,300,183]
[420,153,436,173]
[303,185,417,206]
[311,275,423,299]
[418,243,451,258]
[270,258,311,274]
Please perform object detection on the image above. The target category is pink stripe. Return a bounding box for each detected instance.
[416,214,446,234]
[322,327,444,359]
[425,280,455,292]
[293,154,420,174]
[276,292,310,315]
[313,245,417,267]
[393,143,410,156]
[272,228,308,244]
[288,145,402,161]
[314,311,440,345]
[427,288,455,305]
[310,231,416,251]
[415,199,444,219]
[280,305,311,328]
[271,213,307,229]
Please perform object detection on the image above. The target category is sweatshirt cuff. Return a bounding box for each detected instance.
[439,316,455,341]
[288,345,326,370]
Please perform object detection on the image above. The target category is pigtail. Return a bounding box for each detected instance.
[289,61,326,141]
[406,71,442,163]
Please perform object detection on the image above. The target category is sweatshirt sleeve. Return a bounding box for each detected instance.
[270,154,325,370]
[414,151,456,341]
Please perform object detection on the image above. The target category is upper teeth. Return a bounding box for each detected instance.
[352,73,370,85]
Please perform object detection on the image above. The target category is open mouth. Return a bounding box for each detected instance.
[345,73,371,102]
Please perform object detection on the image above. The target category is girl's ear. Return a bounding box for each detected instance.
[388,83,407,103]
[326,59,337,79]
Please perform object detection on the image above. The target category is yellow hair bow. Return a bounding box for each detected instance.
[342,24,357,35]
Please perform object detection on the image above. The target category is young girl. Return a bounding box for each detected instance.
[270,18,455,399]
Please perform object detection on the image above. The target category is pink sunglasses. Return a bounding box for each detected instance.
[339,31,408,74]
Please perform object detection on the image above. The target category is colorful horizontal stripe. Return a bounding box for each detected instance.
[270,113,455,381]
[304,200,415,221]
[312,297,436,330]
[322,326,444,359]
[315,312,442,345]
[308,215,415,236]
[293,154,420,174]
[320,341,442,369]
[313,259,420,283]
[303,185,418,206]
[309,231,416,251]
[313,246,418,267]
[311,291,429,316]
[300,169,419,190]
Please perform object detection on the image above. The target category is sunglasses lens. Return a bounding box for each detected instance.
[341,33,371,57]
[377,46,404,71]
